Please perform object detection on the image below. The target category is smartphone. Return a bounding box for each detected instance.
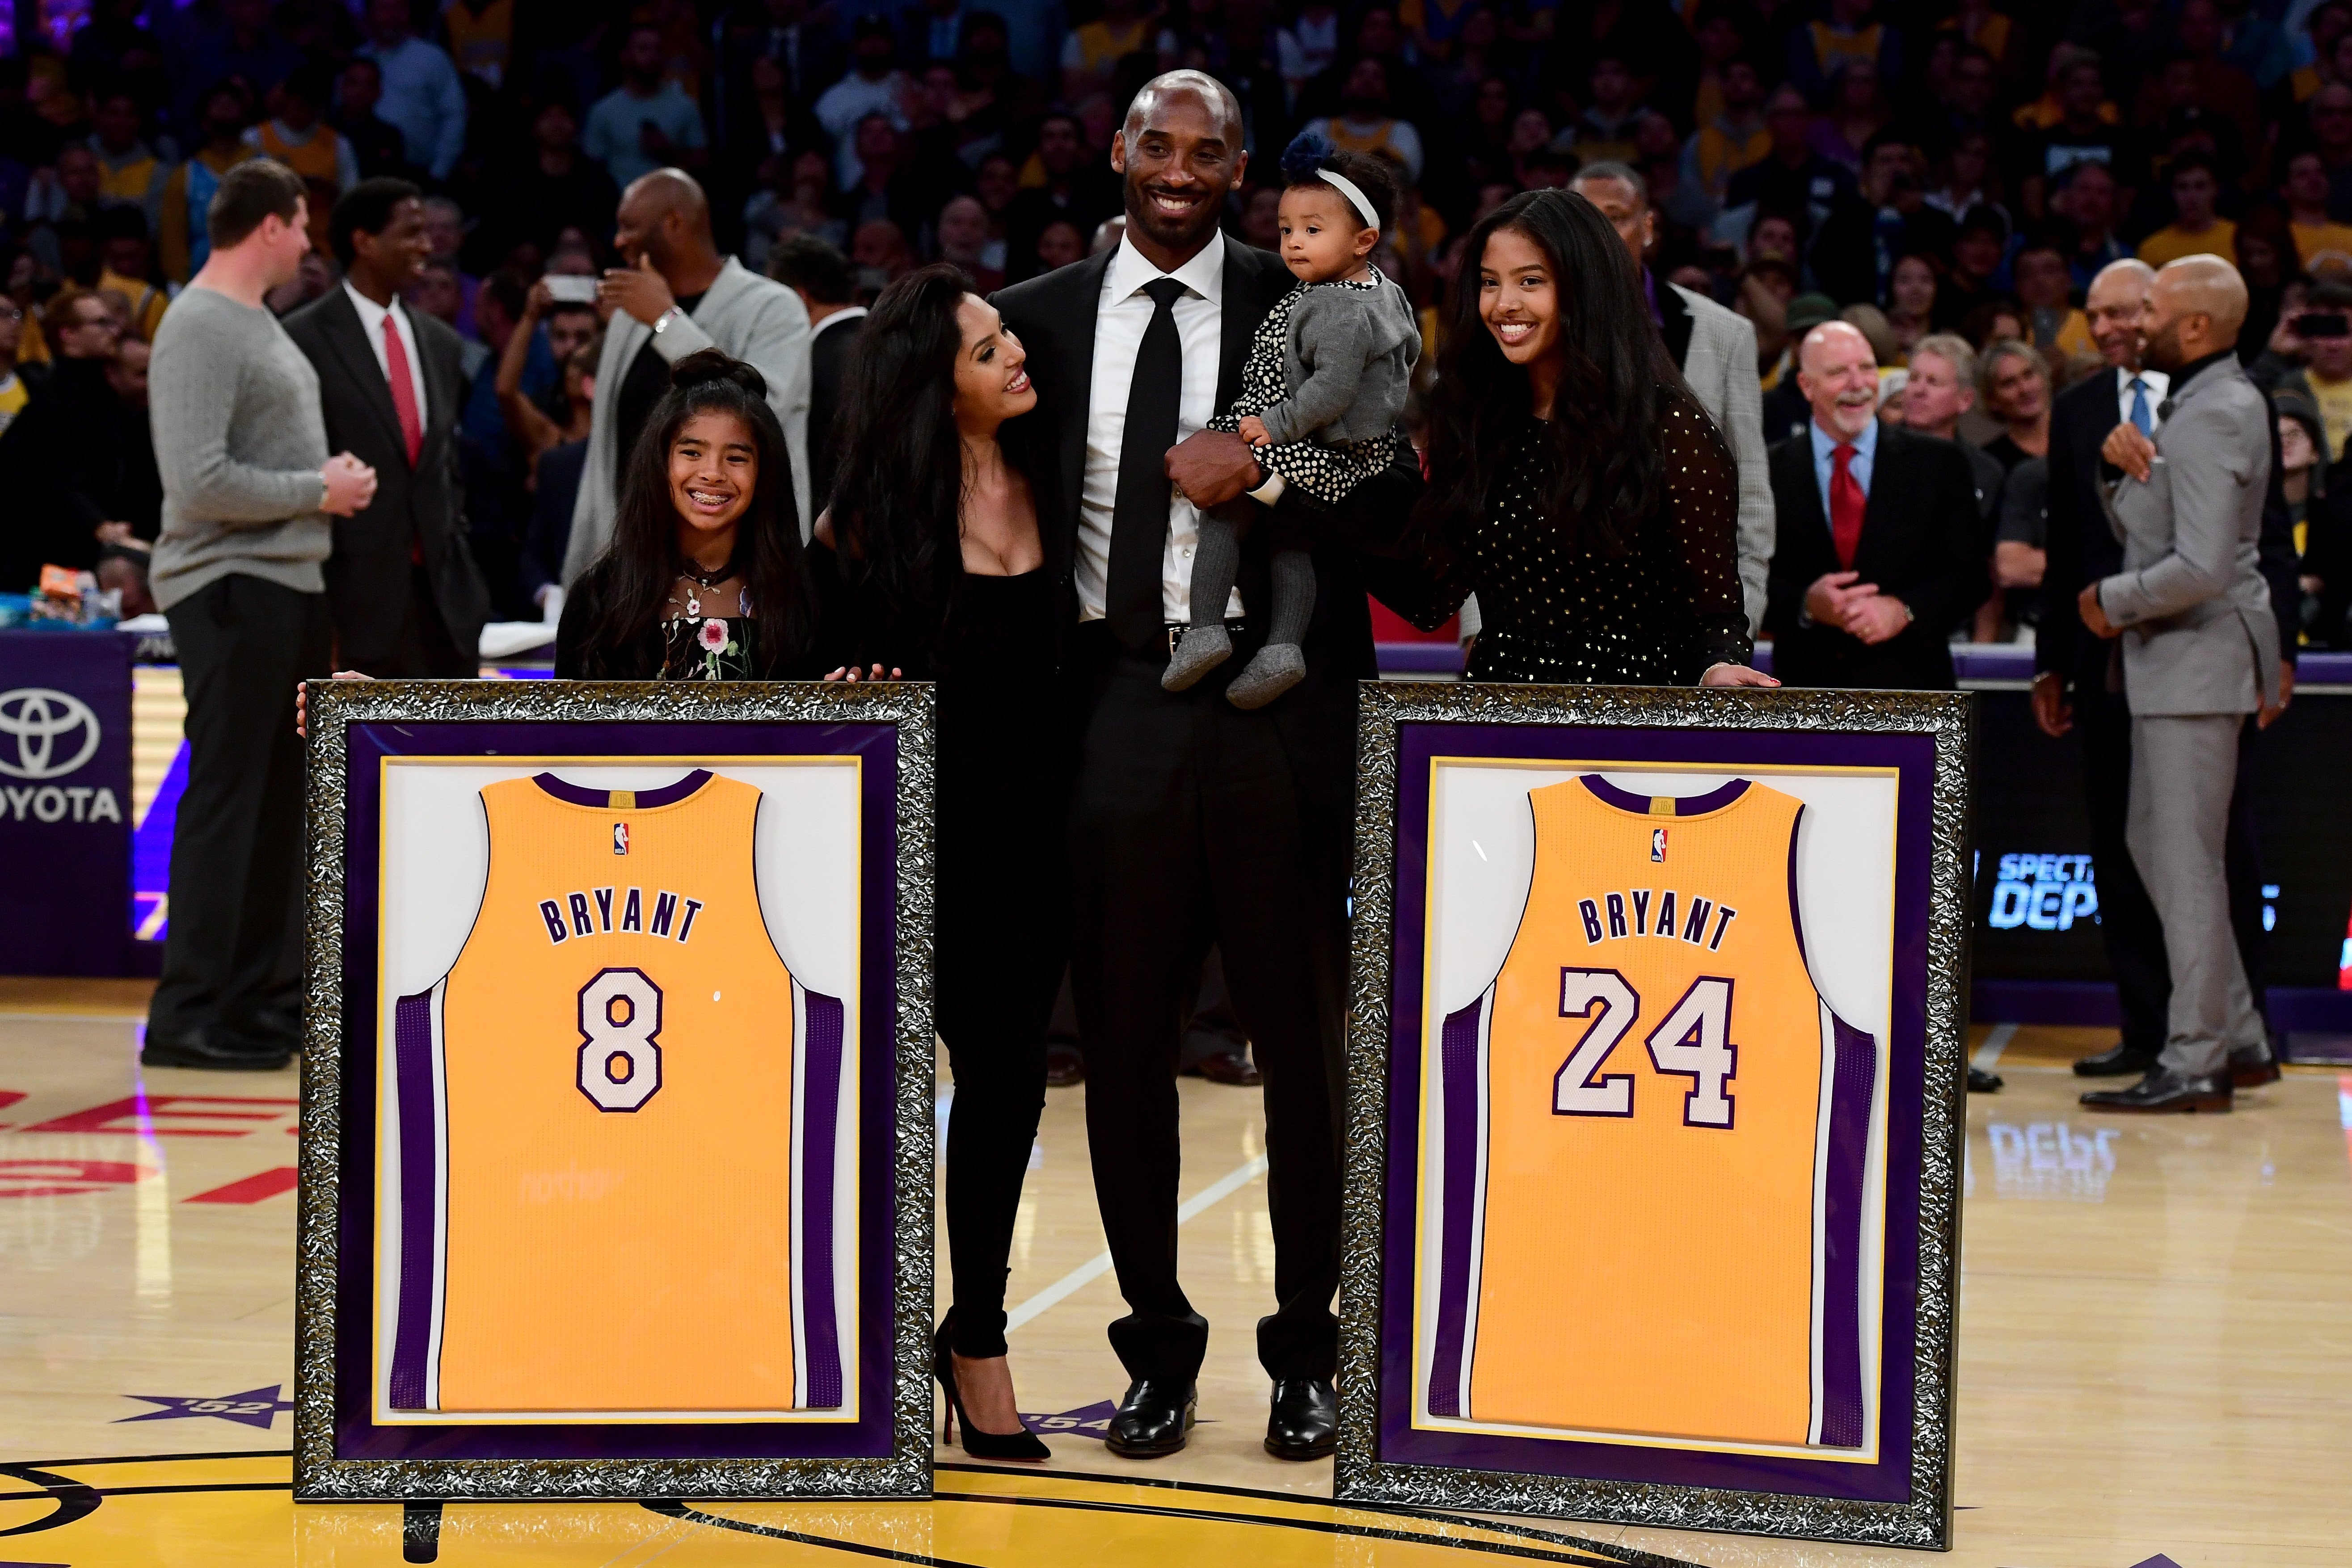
[2301,311,2350,339]
[545,274,599,304]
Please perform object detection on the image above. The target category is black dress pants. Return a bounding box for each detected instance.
[149,575,333,1053]
[370,564,472,678]
[1067,628,1348,1385]
[2081,683,2272,1048]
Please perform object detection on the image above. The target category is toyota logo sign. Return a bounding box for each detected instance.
[0,688,102,780]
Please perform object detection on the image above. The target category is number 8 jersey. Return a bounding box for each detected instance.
[1424,775,1877,1450]
[384,769,846,1416]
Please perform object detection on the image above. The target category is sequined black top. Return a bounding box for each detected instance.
[1414,391,1753,685]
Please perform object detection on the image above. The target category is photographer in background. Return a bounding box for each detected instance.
[2263,282,2352,464]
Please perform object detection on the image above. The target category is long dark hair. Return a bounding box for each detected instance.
[828,262,1007,665]
[568,349,817,677]
[1416,189,1690,558]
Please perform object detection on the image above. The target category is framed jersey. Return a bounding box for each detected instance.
[292,679,935,1502]
[1336,682,1970,1550]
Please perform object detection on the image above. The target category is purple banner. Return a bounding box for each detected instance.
[0,630,134,975]
[335,718,902,1463]
[1379,722,1936,1504]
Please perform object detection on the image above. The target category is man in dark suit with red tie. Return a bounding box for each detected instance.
[1764,319,1988,690]
[284,178,488,675]
[992,71,1420,1462]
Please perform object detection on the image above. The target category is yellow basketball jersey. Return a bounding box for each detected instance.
[1423,775,1876,1449]
[384,769,846,1414]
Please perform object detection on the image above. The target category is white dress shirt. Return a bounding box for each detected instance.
[2116,365,2169,433]
[1079,232,1244,624]
[342,281,430,433]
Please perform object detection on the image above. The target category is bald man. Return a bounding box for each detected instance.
[1763,320,1988,689]
[992,71,1423,1462]
[2076,256,2281,1113]
[562,168,814,578]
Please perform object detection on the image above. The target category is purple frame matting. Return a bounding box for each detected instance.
[1378,722,1935,1503]
[333,719,900,1463]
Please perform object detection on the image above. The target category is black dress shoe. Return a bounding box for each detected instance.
[141,1030,293,1072]
[1966,1065,2002,1093]
[1265,1378,1336,1459]
[2230,1042,2282,1088]
[1192,1047,1262,1087]
[1104,1377,1195,1458]
[2080,1068,2232,1113]
[2074,1042,2159,1077]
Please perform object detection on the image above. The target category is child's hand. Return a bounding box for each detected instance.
[1237,414,1271,448]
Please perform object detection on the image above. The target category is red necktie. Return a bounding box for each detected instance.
[382,312,422,466]
[1830,442,1865,569]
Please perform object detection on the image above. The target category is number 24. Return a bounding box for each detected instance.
[1552,968,1737,1127]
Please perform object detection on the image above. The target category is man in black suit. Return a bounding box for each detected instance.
[992,70,1417,1463]
[769,234,865,516]
[2036,258,2297,1087]
[284,178,488,676]
[1765,320,1988,690]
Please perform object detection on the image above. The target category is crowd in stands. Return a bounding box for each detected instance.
[5,0,2352,638]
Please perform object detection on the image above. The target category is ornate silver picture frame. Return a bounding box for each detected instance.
[1335,682,1969,1550]
[294,679,936,1501]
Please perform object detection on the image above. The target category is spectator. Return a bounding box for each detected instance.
[2138,151,2234,267]
[1299,57,1423,182]
[1564,54,1643,168]
[87,88,170,238]
[2163,0,2266,162]
[2054,160,2128,290]
[715,0,844,114]
[1806,56,1892,174]
[1725,84,1856,235]
[504,93,621,265]
[568,169,815,576]
[145,159,375,1072]
[2285,281,2352,461]
[159,84,260,284]
[839,114,944,251]
[0,299,23,434]
[357,0,468,184]
[1925,128,2008,235]
[1787,0,1903,101]
[332,55,413,181]
[936,193,1002,291]
[2014,236,2096,362]
[1811,130,1954,307]
[2237,204,2295,363]
[0,286,133,579]
[2280,388,2352,642]
[584,22,711,190]
[1764,320,1986,689]
[94,208,166,342]
[497,277,596,477]
[1943,203,2009,323]
[246,66,359,197]
[1031,216,1083,273]
[283,177,489,677]
[444,0,517,89]
[769,233,864,513]
[1902,332,2008,530]
[1062,0,1161,103]
[2020,53,2139,222]
[1684,55,1769,209]
[170,0,301,141]
[1885,253,1939,359]
[852,215,918,284]
[1002,112,1118,282]
[2282,151,2352,273]
[818,17,916,192]
[515,341,596,615]
[744,148,850,269]
[1277,0,1342,96]
[1979,337,2053,469]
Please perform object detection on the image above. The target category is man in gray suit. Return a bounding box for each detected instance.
[1571,164,1774,630]
[2078,256,2280,1114]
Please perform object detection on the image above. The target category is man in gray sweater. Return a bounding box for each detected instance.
[147,160,378,1071]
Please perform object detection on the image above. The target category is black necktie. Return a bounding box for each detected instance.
[1108,277,1186,649]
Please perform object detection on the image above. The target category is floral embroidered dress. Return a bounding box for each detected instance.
[660,613,763,680]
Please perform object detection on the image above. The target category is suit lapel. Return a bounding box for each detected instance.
[418,320,458,446]
[1051,251,1112,551]
[1216,239,1266,412]
[325,290,411,462]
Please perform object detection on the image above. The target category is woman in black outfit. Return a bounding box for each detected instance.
[556,350,825,679]
[1408,189,1777,688]
[820,264,1065,1461]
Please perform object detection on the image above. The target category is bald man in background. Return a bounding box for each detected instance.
[562,167,814,578]
[2078,256,2280,1113]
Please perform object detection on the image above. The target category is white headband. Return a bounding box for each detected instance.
[1316,167,1382,232]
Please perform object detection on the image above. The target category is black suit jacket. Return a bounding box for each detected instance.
[2038,367,2300,693]
[1765,425,1989,689]
[807,309,864,516]
[284,289,490,673]
[990,239,1417,827]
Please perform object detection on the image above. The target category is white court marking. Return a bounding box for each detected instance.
[1003,1155,1271,1333]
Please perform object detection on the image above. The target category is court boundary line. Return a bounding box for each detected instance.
[1003,1153,1269,1332]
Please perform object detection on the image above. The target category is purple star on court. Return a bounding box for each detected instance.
[115,1384,292,1429]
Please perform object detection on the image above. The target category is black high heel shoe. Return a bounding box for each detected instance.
[933,1318,1050,1461]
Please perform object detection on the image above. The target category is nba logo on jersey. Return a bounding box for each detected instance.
[1422,773,1880,1454]
[613,821,629,855]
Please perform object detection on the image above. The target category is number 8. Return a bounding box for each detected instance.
[577,968,663,1112]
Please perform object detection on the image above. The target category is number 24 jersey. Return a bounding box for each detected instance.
[1423,775,1878,1450]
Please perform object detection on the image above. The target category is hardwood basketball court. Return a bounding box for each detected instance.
[0,982,2345,1565]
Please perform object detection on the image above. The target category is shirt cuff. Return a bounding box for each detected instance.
[1248,468,1286,505]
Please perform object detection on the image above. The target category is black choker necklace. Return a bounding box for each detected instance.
[678,560,733,589]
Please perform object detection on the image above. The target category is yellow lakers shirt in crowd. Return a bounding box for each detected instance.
[379,769,847,1416]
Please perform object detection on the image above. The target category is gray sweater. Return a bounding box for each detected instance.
[1256,272,1420,446]
[148,287,332,610]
